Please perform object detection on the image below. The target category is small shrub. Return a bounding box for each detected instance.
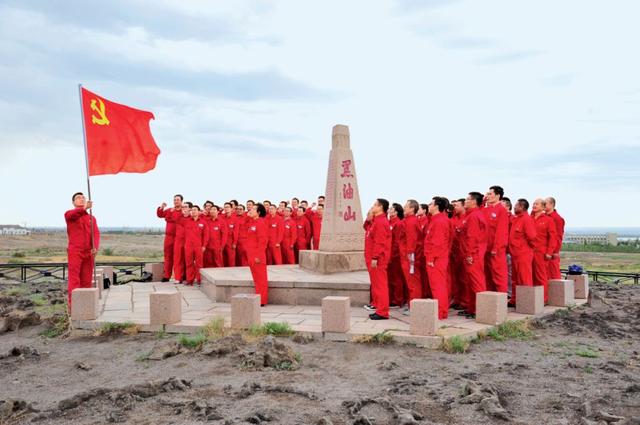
[486,320,534,341]
[40,314,69,338]
[155,329,167,339]
[94,321,139,337]
[584,366,594,374]
[6,287,30,297]
[354,330,394,345]
[102,248,114,256]
[442,335,471,354]
[576,348,599,358]
[201,317,226,339]
[29,294,47,306]
[177,333,207,349]
[262,322,294,337]
[12,251,26,258]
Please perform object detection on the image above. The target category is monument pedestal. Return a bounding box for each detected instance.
[299,250,366,274]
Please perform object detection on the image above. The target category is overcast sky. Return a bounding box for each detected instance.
[1,0,639,228]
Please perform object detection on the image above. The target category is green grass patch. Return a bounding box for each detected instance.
[485,320,534,342]
[4,286,30,297]
[354,330,394,345]
[155,329,167,339]
[11,251,26,258]
[29,294,47,306]
[35,302,67,317]
[94,321,139,337]
[246,322,295,337]
[442,335,471,354]
[177,333,207,349]
[584,366,594,374]
[40,314,69,338]
[102,247,114,256]
[201,317,227,339]
[576,348,599,358]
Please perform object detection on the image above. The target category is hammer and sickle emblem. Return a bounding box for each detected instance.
[90,98,110,126]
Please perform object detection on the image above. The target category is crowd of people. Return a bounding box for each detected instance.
[63,186,565,320]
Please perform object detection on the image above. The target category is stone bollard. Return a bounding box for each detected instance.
[71,288,99,321]
[231,294,261,330]
[409,299,438,336]
[515,285,544,315]
[566,274,589,299]
[149,291,182,325]
[321,296,351,333]
[548,280,575,307]
[475,291,508,325]
[144,263,165,282]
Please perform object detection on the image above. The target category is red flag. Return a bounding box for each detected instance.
[81,87,160,176]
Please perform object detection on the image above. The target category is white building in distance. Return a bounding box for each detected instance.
[564,232,618,246]
[0,225,31,236]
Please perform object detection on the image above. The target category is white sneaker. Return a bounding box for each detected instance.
[364,304,376,311]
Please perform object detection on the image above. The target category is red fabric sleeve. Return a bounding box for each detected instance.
[65,207,87,222]
[546,217,558,255]
[93,217,100,251]
[405,218,418,255]
[494,207,509,251]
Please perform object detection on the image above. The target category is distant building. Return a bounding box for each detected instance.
[564,232,618,246]
[0,225,31,236]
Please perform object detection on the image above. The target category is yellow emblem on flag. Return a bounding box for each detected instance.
[90,98,110,126]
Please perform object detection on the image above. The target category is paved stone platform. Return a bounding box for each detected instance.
[200,265,371,306]
[72,281,587,349]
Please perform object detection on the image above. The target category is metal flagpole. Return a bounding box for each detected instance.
[78,83,97,291]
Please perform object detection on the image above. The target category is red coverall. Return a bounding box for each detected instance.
[293,215,311,263]
[365,213,392,318]
[399,214,423,305]
[173,216,187,281]
[156,207,181,279]
[483,203,509,293]
[246,217,269,305]
[281,217,297,265]
[387,216,406,306]
[459,208,487,315]
[532,213,557,303]
[223,214,239,267]
[236,214,250,267]
[65,208,100,308]
[508,212,537,304]
[305,208,323,250]
[448,213,466,308]
[424,213,452,319]
[417,215,430,298]
[204,216,227,268]
[183,217,209,285]
[266,214,284,265]
[547,210,565,279]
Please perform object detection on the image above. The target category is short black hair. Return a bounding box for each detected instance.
[292,197,299,202]
[298,206,306,212]
[517,198,530,211]
[174,194,184,201]
[185,201,193,208]
[318,195,325,199]
[279,201,288,206]
[204,200,214,208]
[469,192,484,207]
[457,198,465,204]
[223,202,231,207]
[317,204,324,209]
[502,197,512,209]
[406,199,419,214]
[230,199,238,207]
[392,203,404,219]
[420,203,429,211]
[432,196,449,213]
[489,185,504,200]
[72,192,83,202]
[301,200,308,204]
[377,198,390,213]
[211,205,220,212]
[263,200,271,205]
[238,204,246,211]
[256,203,267,218]
[192,205,201,211]
[285,206,293,212]
[246,199,255,205]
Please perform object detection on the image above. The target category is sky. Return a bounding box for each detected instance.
[1,0,639,228]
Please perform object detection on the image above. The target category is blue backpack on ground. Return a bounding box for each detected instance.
[567,264,584,275]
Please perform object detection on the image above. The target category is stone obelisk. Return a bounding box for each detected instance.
[299,124,366,273]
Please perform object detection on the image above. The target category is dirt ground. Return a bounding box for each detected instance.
[0,281,639,425]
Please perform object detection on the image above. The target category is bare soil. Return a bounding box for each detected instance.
[0,281,639,424]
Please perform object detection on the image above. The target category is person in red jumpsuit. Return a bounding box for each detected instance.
[281,207,297,264]
[201,200,215,268]
[531,198,558,303]
[204,205,227,268]
[222,202,238,267]
[459,192,488,318]
[482,186,509,293]
[387,203,406,308]
[172,202,191,283]
[277,201,287,217]
[305,203,324,250]
[293,206,311,263]
[290,198,299,212]
[265,205,284,265]
[424,197,452,319]
[156,194,183,281]
[183,205,209,285]
[65,192,100,310]
[364,198,392,320]
[508,198,537,305]
[235,204,249,266]
[544,197,565,279]
[399,199,423,314]
[448,199,466,310]
[246,203,269,305]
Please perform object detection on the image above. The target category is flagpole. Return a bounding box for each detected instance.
[78,83,97,291]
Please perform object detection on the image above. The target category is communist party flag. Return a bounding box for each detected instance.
[80,87,160,176]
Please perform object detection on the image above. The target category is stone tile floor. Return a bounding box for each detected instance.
[72,281,587,348]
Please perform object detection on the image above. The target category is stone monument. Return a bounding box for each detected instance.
[299,124,366,273]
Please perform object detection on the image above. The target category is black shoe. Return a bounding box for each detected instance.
[161,278,170,282]
[363,304,376,312]
[389,304,401,309]
[457,310,469,316]
[261,304,266,307]
[464,313,476,319]
[369,313,389,320]
[507,301,516,308]
[450,303,463,310]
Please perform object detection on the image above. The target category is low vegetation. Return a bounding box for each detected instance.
[481,320,534,342]
[442,335,472,354]
[94,321,140,337]
[354,330,394,345]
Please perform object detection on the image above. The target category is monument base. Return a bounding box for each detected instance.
[200,265,371,306]
[298,250,366,274]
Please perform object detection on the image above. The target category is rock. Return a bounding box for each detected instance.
[75,362,92,371]
[317,417,334,425]
[148,343,183,361]
[396,412,419,425]
[597,411,625,422]
[0,346,40,360]
[0,310,41,334]
[0,399,37,421]
[239,336,300,371]
[379,360,399,371]
[292,333,315,344]
[201,334,244,356]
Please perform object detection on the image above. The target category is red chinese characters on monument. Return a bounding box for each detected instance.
[342,183,353,200]
[340,160,353,178]
[341,182,356,221]
[343,205,356,221]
